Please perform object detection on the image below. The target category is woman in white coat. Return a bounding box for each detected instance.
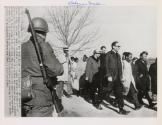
[70,57,79,92]
[122,52,142,110]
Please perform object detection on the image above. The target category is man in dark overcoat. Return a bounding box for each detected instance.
[98,46,108,100]
[135,51,154,108]
[105,41,130,115]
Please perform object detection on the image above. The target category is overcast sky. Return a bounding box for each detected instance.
[27,6,157,58]
[93,6,157,58]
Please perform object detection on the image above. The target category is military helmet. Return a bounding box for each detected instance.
[28,17,49,33]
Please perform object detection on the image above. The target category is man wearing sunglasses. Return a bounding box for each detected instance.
[105,41,130,115]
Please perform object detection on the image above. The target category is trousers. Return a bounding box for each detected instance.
[127,83,140,107]
[138,90,152,105]
[105,79,124,109]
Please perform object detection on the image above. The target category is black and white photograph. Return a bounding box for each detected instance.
[4,1,159,118]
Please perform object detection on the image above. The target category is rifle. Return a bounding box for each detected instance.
[25,8,63,114]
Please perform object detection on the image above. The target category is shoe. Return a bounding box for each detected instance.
[112,101,118,107]
[148,103,157,108]
[76,92,80,97]
[119,109,130,115]
[105,97,110,102]
[85,98,92,103]
[64,91,73,98]
[66,94,72,98]
[139,100,145,105]
[94,104,103,110]
[135,105,142,110]
[87,99,92,104]
[57,109,65,117]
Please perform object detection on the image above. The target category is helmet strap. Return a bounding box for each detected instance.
[36,33,46,41]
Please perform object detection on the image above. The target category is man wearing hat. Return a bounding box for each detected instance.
[21,17,64,117]
[85,50,102,110]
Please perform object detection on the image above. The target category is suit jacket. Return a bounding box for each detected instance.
[22,37,63,106]
[105,50,122,81]
[85,56,100,83]
[99,53,106,76]
[135,59,150,91]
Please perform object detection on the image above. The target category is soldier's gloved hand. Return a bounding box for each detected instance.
[46,77,58,90]
[85,77,88,81]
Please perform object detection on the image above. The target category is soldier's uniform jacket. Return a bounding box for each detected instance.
[22,37,63,106]
[105,50,122,81]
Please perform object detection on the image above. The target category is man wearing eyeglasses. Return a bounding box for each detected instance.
[105,41,130,115]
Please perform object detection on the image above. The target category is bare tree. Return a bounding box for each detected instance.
[47,6,99,56]
[46,7,99,90]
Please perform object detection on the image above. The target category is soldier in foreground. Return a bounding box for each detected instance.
[21,16,63,117]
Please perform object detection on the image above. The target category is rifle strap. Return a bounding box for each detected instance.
[31,36,48,83]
